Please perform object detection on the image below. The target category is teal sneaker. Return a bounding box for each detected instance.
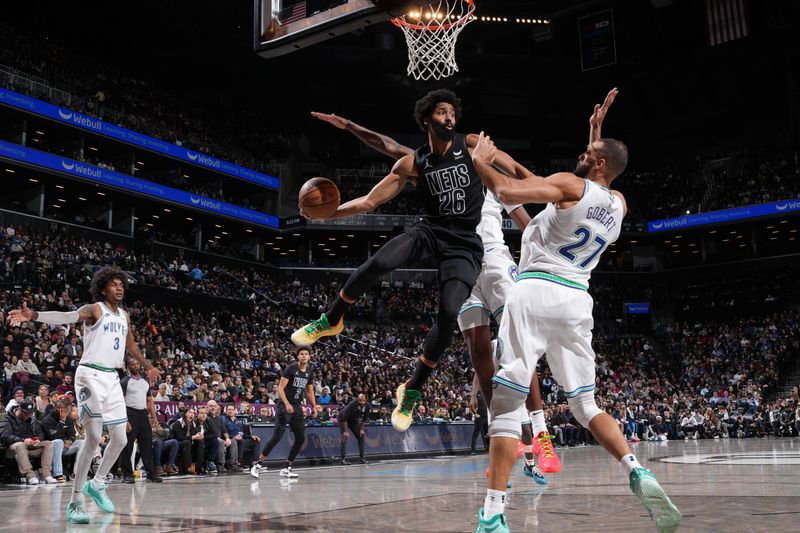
[83,480,115,513]
[66,499,90,524]
[523,463,548,486]
[474,508,510,533]
[629,467,682,533]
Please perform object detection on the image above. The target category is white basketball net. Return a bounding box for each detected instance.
[391,0,476,81]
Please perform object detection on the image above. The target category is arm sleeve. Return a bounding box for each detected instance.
[501,201,523,215]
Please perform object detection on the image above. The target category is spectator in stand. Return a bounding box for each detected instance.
[205,400,229,473]
[0,399,56,484]
[169,408,204,475]
[41,396,81,482]
[196,407,220,474]
[152,422,179,476]
[154,383,171,402]
[5,386,25,413]
[222,404,261,471]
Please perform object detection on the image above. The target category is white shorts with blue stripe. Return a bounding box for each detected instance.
[457,246,518,331]
[493,271,596,404]
[75,364,128,427]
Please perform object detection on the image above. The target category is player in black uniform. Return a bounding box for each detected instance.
[250,346,317,479]
[292,90,528,432]
[339,394,370,465]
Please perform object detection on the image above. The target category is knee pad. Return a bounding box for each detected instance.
[567,392,603,428]
[487,386,525,440]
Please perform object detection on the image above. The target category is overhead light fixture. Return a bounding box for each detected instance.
[58,198,66,202]
[164,208,171,212]
[34,130,44,135]
[55,185,64,189]
[136,161,144,166]
[214,224,222,228]
[246,229,252,233]
[78,196,87,201]
[4,169,15,173]
[185,217,193,221]
[28,178,38,183]
[292,233,301,237]
[52,204,61,208]
[97,192,106,196]
[222,231,228,235]
[146,223,154,227]
[89,147,98,151]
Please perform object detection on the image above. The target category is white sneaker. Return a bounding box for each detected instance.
[279,467,298,479]
[27,477,40,485]
[44,476,58,484]
[250,464,263,479]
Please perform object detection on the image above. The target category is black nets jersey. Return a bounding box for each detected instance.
[413,133,484,229]
[282,363,313,405]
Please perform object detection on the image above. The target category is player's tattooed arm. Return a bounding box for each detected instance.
[311,112,414,160]
[7,301,100,327]
[589,88,618,145]
[124,310,162,383]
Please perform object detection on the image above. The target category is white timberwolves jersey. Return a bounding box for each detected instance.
[519,180,624,287]
[476,191,521,249]
[81,302,128,369]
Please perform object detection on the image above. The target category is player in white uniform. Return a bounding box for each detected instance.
[469,90,682,533]
[312,112,559,479]
[8,267,161,525]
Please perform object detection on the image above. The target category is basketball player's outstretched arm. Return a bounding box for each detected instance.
[311,112,414,159]
[472,133,585,205]
[589,87,618,145]
[300,154,416,220]
[124,310,162,383]
[7,301,101,327]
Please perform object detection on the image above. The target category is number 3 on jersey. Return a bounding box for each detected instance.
[113,337,120,350]
[558,226,608,269]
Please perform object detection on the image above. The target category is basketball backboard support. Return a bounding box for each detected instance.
[253,0,428,58]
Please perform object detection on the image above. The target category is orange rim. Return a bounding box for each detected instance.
[391,0,475,31]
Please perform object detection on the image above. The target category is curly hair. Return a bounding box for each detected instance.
[413,89,462,132]
[89,266,128,302]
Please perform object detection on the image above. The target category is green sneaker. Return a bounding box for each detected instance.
[290,314,344,346]
[66,499,90,524]
[391,382,421,432]
[83,480,115,513]
[630,467,682,533]
[473,508,510,533]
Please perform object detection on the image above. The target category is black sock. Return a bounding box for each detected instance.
[407,360,435,391]
[325,295,352,325]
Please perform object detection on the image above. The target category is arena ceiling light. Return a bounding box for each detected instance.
[34,130,44,135]
[215,224,222,228]
[152,215,160,219]
[5,168,15,173]
[780,220,788,224]
[346,234,354,237]
[293,233,301,236]
[28,178,37,182]
[51,204,61,208]
[164,208,171,212]
[56,184,64,189]
[185,217,193,221]
[246,229,252,233]
[78,197,87,201]
[276,236,283,240]
[97,192,106,196]
[89,147,98,151]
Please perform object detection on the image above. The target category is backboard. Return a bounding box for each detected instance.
[253,0,429,58]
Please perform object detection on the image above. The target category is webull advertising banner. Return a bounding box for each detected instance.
[0,88,279,190]
[0,141,279,228]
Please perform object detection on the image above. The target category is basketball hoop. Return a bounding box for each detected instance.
[391,0,476,81]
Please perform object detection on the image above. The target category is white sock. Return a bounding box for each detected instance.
[620,453,642,474]
[483,488,506,519]
[523,445,535,465]
[529,410,547,436]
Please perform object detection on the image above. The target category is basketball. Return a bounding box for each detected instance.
[298,177,340,219]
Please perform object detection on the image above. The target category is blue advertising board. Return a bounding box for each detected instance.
[0,141,279,229]
[647,199,800,233]
[625,303,650,315]
[0,88,279,190]
[251,422,482,460]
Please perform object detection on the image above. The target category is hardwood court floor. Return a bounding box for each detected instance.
[1,437,798,532]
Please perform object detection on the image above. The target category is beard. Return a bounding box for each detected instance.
[432,121,455,141]
[574,161,590,178]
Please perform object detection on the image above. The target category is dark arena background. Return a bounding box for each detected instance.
[0,0,799,531]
